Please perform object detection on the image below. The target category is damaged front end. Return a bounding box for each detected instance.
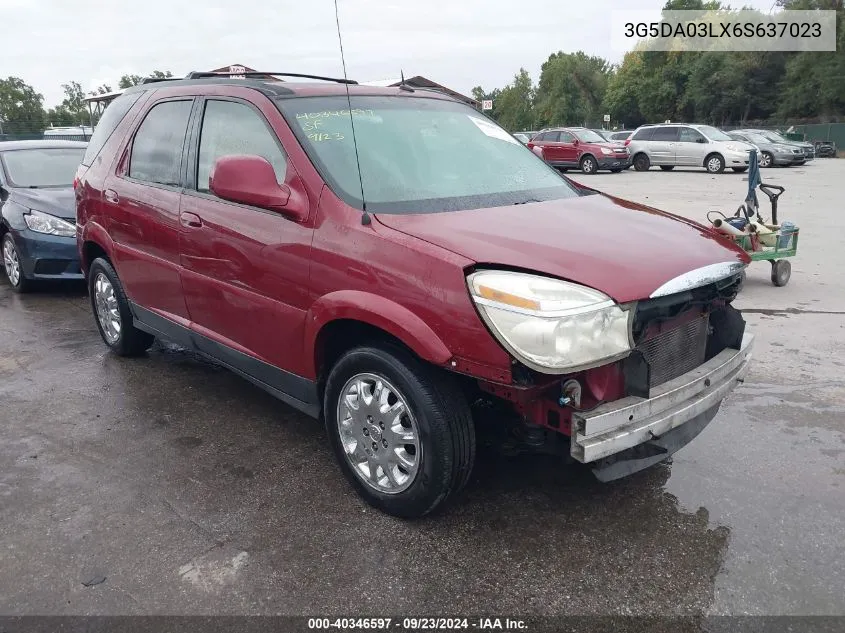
[475,271,752,481]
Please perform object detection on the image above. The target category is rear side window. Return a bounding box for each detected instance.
[651,127,680,142]
[632,128,654,141]
[81,92,143,166]
[129,100,193,186]
[197,100,287,193]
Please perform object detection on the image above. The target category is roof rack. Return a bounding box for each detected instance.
[140,76,180,85]
[184,71,357,85]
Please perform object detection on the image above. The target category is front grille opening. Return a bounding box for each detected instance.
[34,259,73,275]
[636,313,709,388]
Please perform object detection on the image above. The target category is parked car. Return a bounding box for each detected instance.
[76,75,753,518]
[736,129,814,162]
[627,123,760,173]
[513,132,531,144]
[1,140,87,292]
[43,126,94,141]
[814,140,837,157]
[527,127,631,174]
[726,130,805,167]
[608,130,633,142]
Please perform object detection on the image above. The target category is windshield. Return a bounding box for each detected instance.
[1,148,85,187]
[276,96,577,214]
[584,130,608,141]
[762,131,790,143]
[698,126,733,142]
[743,133,772,145]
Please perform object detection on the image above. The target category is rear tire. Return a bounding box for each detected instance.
[88,257,155,356]
[705,154,725,174]
[323,343,475,518]
[633,153,650,171]
[760,152,773,168]
[771,259,791,287]
[2,233,32,294]
[660,165,675,171]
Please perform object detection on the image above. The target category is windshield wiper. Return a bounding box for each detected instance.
[513,198,541,205]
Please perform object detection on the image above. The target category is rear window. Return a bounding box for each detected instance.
[651,127,680,141]
[632,128,654,141]
[81,92,144,166]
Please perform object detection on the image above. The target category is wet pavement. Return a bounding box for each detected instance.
[1,161,843,619]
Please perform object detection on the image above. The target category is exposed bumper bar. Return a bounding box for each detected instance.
[572,333,754,463]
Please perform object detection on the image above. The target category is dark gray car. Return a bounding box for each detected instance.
[736,129,814,162]
[727,131,805,167]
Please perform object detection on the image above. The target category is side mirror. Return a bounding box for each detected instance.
[209,155,307,221]
[696,137,707,143]
[572,138,580,146]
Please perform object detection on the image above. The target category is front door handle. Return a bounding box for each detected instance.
[180,212,203,228]
[104,189,119,204]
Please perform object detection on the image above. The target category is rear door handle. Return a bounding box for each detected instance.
[180,212,203,228]
[104,189,119,204]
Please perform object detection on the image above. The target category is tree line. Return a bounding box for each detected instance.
[472,0,844,132]
[0,71,173,135]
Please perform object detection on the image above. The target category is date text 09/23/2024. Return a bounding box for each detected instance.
[307,618,527,630]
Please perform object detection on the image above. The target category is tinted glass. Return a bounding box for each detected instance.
[679,127,705,142]
[632,128,654,141]
[1,148,86,187]
[575,129,605,143]
[651,127,680,141]
[81,92,143,166]
[277,95,576,214]
[698,126,732,141]
[129,100,192,186]
[197,100,288,192]
[558,131,576,143]
[611,131,631,140]
[539,131,559,142]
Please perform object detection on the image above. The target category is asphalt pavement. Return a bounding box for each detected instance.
[1,160,843,620]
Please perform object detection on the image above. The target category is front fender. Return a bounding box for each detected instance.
[304,290,453,378]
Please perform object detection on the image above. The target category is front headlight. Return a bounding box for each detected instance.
[467,270,633,373]
[600,147,613,155]
[23,210,75,237]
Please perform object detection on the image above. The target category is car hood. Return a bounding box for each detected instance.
[375,193,749,304]
[9,187,75,221]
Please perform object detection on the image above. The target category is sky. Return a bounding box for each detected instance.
[5,0,775,108]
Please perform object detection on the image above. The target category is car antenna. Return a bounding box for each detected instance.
[333,0,370,226]
[398,70,414,92]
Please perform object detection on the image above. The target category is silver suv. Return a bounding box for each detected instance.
[627,124,760,174]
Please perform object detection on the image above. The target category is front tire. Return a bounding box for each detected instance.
[771,259,791,287]
[324,343,475,518]
[580,155,597,175]
[633,153,651,171]
[2,233,31,293]
[705,154,725,174]
[760,152,773,168]
[88,257,154,356]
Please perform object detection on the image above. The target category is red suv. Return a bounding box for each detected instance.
[528,127,631,174]
[76,73,753,517]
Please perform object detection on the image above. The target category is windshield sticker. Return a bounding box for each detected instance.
[467,116,520,145]
[307,132,345,142]
[296,109,376,120]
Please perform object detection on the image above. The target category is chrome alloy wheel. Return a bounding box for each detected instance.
[3,238,20,286]
[336,373,421,494]
[93,272,121,344]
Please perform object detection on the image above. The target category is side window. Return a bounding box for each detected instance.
[129,100,192,186]
[651,127,680,142]
[632,128,654,141]
[82,92,143,166]
[558,131,576,143]
[197,100,287,193]
[679,127,705,143]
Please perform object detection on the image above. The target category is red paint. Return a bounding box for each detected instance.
[76,80,748,419]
